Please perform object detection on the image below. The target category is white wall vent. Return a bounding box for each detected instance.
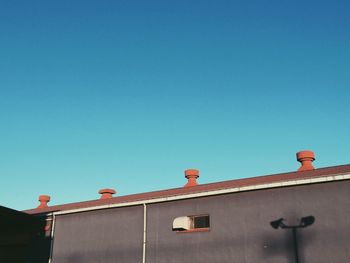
[172,216,190,231]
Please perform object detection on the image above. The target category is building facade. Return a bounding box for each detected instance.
[2,151,350,262]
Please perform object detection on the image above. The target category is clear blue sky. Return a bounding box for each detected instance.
[1,0,349,210]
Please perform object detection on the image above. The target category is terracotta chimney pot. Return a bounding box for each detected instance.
[38,195,50,208]
[184,169,199,187]
[297,150,315,171]
[98,188,116,199]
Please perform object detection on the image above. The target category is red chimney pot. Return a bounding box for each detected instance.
[98,188,116,199]
[184,169,199,187]
[296,150,315,171]
[37,195,50,208]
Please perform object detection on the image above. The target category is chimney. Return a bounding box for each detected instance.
[184,169,199,187]
[37,195,50,209]
[98,188,116,199]
[296,150,315,171]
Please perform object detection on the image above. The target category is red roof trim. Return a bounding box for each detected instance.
[24,164,350,215]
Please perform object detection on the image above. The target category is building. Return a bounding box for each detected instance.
[1,150,350,263]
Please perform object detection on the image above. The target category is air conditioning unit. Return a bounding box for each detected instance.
[172,216,190,231]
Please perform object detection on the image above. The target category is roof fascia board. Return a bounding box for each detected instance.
[49,172,350,216]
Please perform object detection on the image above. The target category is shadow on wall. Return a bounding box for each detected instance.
[27,218,52,263]
[263,216,316,263]
[0,206,51,263]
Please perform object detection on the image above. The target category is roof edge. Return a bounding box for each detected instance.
[24,164,350,216]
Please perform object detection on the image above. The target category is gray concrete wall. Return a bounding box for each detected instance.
[51,205,144,263]
[146,180,350,263]
[51,180,350,263]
